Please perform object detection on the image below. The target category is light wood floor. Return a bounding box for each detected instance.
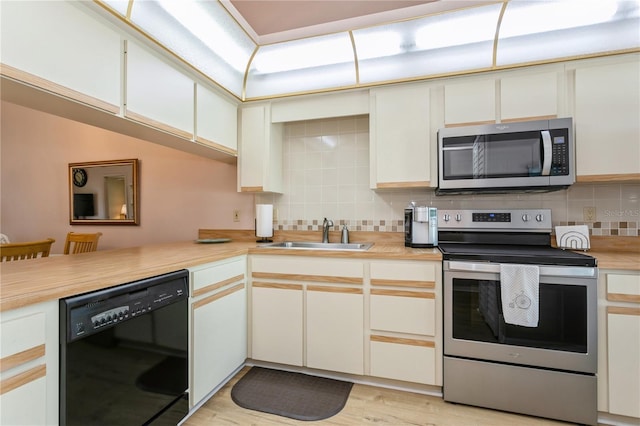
[184,367,569,426]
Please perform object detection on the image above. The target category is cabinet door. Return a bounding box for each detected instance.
[306,287,364,375]
[238,105,283,193]
[607,308,640,418]
[196,84,238,154]
[0,301,58,425]
[575,59,640,181]
[251,284,303,365]
[126,40,194,138]
[1,1,121,112]
[190,257,246,406]
[500,72,558,121]
[444,79,495,125]
[370,85,431,189]
[192,285,246,404]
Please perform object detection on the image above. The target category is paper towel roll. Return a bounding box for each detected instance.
[256,204,273,238]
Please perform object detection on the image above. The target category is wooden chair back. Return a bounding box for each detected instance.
[0,238,56,262]
[63,232,102,255]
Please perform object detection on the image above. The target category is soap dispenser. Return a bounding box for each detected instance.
[341,225,349,243]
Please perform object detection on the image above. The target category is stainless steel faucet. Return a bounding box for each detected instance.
[322,218,334,243]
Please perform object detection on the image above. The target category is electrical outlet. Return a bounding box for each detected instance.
[233,209,240,222]
[583,206,596,222]
[273,208,278,221]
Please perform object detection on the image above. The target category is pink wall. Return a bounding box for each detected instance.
[0,101,255,254]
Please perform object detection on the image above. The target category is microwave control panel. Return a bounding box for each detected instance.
[550,131,570,176]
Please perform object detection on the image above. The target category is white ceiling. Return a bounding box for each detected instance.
[222,0,497,44]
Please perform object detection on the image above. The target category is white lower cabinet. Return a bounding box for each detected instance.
[368,260,441,386]
[251,284,304,366]
[0,300,58,425]
[249,255,442,387]
[607,309,640,418]
[249,255,364,372]
[189,256,247,407]
[306,287,364,375]
[601,271,640,420]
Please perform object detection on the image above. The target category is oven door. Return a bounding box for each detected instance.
[443,261,597,374]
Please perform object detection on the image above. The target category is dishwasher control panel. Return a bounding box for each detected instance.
[61,270,188,342]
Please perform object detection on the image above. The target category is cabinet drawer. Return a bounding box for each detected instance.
[607,273,640,302]
[370,292,435,336]
[370,336,435,385]
[370,261,436,286]
[190,257,245,296]
[1,312,46,366]
[252,256,364,280]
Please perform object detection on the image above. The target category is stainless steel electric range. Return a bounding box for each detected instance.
[438,209,598,426]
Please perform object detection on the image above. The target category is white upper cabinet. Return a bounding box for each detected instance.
[125,40,194,139]
[370,84,431,189]
[0,1,121,112]
[271,91,369,123]
[444,78,495,126]
[196,84,238,154]
[574,57,640,181]
[238,105,283,193]
[500,71,559,121]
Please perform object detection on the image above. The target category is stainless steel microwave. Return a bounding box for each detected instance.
[437,118,574,194]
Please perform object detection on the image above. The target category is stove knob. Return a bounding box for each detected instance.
[522,214,531,222]
[455,214,462,222]
[536,214,545,222]
[443,214,451,222]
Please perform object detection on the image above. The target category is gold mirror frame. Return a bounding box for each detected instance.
[69,159,139,226]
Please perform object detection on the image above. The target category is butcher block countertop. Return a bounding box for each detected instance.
[0,232,441,312]
[1,231,637,312]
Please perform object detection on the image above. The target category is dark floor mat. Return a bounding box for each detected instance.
[231,367,353,421]
[136,356,187,396]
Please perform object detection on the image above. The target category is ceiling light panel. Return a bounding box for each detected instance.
[245,33,356,98]
[101,0,129,16]
[353,3,502,84]
[497,0,640,65]
[130,0,255,96]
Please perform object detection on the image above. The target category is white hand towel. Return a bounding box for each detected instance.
[500,264,539,327]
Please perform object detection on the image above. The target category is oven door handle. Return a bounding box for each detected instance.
[446,261,596,277]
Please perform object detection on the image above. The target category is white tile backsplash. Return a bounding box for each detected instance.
[256,116,639,236]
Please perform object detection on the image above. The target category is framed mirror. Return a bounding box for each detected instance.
[69,159,139,225]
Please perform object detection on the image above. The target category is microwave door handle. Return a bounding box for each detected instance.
[541,130,552,176]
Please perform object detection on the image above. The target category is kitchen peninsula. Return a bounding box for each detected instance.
[1,231,639,425]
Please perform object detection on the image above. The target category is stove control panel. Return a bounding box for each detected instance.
[439,209,551,232]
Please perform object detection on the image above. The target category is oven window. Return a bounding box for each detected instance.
[442,132,542,180]
[452,278,587,353]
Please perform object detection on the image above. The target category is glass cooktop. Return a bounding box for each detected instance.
[439,243,597,267]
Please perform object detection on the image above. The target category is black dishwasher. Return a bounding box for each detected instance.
[60,270,190,426]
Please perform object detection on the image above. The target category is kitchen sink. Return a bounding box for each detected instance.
[262,241,374,251]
